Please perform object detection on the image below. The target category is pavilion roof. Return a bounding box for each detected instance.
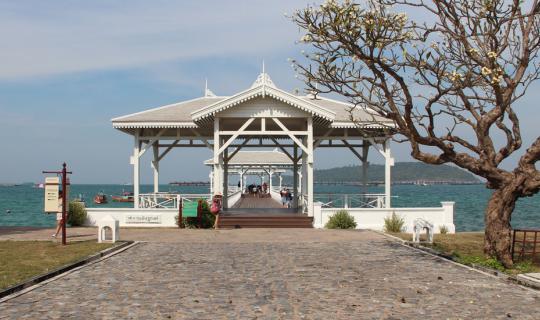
[111,72,393,130]
[204,150,292,166]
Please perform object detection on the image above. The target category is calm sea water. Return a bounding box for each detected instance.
[0,184,538,231]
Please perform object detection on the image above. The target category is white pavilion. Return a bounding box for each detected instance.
[84,71,455,232]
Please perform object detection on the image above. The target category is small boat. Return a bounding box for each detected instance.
[112,191,134,203]
[93,192,108,204]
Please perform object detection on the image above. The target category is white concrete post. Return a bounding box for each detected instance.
[441,201,456,233]
[152,143,159,193]
[313,202,323,228]
[279,173,282,190]
[132,132,140,209]
[307,117,314,217]
[384,139,393,208]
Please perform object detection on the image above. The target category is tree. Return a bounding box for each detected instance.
[292,0,540,267]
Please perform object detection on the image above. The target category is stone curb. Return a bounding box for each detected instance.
[0,240,136,300]
[372,230,540,291]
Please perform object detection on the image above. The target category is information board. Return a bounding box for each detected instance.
[44,177,59,213]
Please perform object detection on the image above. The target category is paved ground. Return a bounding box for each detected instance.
[1,229,539,319]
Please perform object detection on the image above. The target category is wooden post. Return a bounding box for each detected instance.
[362,142,369,196]
[61,163,67,245]
[43,163,72,246]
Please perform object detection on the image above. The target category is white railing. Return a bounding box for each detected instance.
[139,193,180,209]
[138,193,211,209]
[228,186,240,194]
[314,193,388,208]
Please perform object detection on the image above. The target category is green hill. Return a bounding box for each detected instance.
[282,162,480,183]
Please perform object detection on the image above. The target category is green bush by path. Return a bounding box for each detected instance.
[68,201,87,226]
[384,211,405,233]
[325,210,357,229]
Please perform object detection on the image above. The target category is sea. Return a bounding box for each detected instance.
[0,183,539,232]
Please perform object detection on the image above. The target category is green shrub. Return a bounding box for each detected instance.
[439,225,449,234]
[68,201,87,226]
[383,211,405,233]
[175,200,215,229]
[325,210,357,229]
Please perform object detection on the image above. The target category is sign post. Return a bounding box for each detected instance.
[43,163,72,245]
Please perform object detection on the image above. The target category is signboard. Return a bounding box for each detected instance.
[44,177,59,212]
[125,214,162,224]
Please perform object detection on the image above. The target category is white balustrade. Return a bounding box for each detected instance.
[313,194,389,209]
[138,193,211,209]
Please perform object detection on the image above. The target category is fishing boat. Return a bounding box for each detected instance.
[112,191,134,203]
[93,192,108,204]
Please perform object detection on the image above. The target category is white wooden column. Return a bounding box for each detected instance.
[209,170,213,195]
[384,139,393,208]
[362,142,369,195]
[239,169,244,193]
[293,145,298,208]
[213,118,222,195]
[223,147,229,209]
[152,143,159,193]
[132,132,140,208]
[306,117,314,217]
[269,168,273,193]
[300,145,307,204]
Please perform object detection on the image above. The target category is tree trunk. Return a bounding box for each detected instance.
[484,186,518,268]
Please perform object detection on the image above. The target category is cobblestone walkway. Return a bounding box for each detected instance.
[1,230,539,319]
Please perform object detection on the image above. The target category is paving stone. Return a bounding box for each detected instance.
[0,230,539,319]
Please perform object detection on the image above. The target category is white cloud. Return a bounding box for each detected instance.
[0,0,307,79]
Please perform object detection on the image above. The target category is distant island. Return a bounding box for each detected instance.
[280,162,481,185]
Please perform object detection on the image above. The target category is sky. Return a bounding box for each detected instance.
[0,0,538,184]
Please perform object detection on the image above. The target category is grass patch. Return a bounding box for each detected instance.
[391,232,540,275]
[0,240,113,290]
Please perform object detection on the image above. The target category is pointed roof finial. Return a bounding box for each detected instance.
[251,60,276,89]
[204,78,216,97]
